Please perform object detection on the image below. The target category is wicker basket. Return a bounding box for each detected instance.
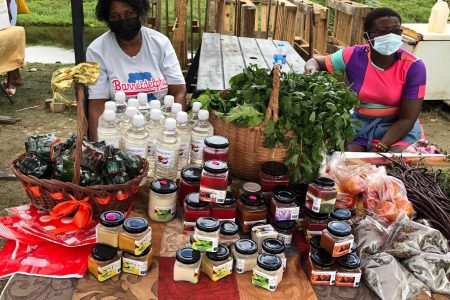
[209,64,288,182]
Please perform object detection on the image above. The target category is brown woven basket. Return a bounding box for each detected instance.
[209,64,288,182]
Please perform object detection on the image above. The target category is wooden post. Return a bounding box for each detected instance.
[216,0,225,33]
[241,2,256,37]
[72,83,86,185]
[70,0,86,65]
[173,0,188,68]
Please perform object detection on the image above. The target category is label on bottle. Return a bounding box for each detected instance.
[97,259,121,282]
[281,257,287,271]
[125,144,147,158]
[199,186,227,203]
[154,205,176,221]
[252,269,278,291]
[212,259,233,281]
[179,141,190,159]
[183,221,196,233]
[305,192,336,214]
[310,269,336,286]
[155,148,177,168]
[104,139,120,148]
[122,257,148,276]
[277,232,292,247]
[191,234,219,252]
[148,138,157,156]
[134,231,152,255]
[332,239,353,257]
[252,224,277,238]
[243,219,267,233]
[236,258,246,274]
[190,138,205,160]
[273,53,286,65]
[274,206,300,221]
[335,271,361,287]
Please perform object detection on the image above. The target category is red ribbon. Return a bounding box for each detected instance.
[49,195,92,232]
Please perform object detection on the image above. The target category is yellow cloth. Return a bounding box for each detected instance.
[17,0,30,14]
[0,26,25,74]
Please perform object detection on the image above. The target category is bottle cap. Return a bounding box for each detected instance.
[313,177,335,187]
[176,247,201,264]
[123,217,149,234]
[196,217,220,232]
[164,95,174,106]
[277,41,285,46]
[104,101,116,112]
[184,193,208,208]
[103,110,116,122]
[234,239,258,255]
[257,253,282,271]
[127,98,139,108]
[151,179,178,194]
[192,102,202,112]
[91,244,117,261]
[206,245,230,262]
[327,221,352,237]
[165,118,177,130]
[172,103,182,115]
[149,100,161,110]
[99,211,125,227]
[176,111,188,123]
[198,110,209,121]
[132,114,145,127]
[137,93,148,104]
[114,91,126,103]
[262,238,285,254]
[150,109,161,121]
[181,165,202,182]
[125,106,138,117]
[219,220,239,236]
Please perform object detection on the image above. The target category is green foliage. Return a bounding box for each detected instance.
[225,104,264,127]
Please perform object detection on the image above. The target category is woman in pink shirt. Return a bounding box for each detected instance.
[305,8,426,153]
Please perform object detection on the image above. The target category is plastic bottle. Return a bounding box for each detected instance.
[97,110,121,148]
[119,106,138,148]
[190,110,214,165]
[149,100,165,125]
[124,114,149,159]
[137,93,150,117]
[188,102,202,128]
[273,42,287,65]
[161,95,174,119]
[154,118,180,180]
[146,109,163,177]
[172,103,183,118]
[127,98,140,114]
[98,101,116,128]
[428,0,449,33]
[176,111,192,173]
[115,91,127,121]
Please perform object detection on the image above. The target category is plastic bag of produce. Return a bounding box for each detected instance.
[53,153,75,182]
[79,168,104,187]
[18,153,52,179]
[117,150,141,178]
[354,216,390,255]
[25,133,57,162]
[80,141,106,171]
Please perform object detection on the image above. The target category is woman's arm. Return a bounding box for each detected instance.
[88,99,107,142]
[168,84,187,109]
[304,56,327,74]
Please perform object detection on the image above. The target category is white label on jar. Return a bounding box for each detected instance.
[179,142,189,159]
[336,272,361,287]
[199,186,227,203]
[134,231,152,255]
[123,257,148,276]
[252,268,278,291]
[193,266,200,283]
[311,270,336,285]
[332,239,354,257]
[236,258,245,273]
[282,257,287,271]
[104,139,120,148]
[154,205,176,221]
[212,259,233,281]
[306,230,323,237]
[148,139,157,156]
[97,259,121,282]
[183,221,196,233]
[252,224,276,238]
[277,232,292,247]
[125,144,147,158]
[155,148,177,168]
[190,138,205,160]
[274,207,300,221]
[243,219,267,232]
[218,218,235,222]
[306,192,321,213]
[192,234,219,252]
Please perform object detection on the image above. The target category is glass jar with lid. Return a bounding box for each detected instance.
[232,239,258,273]
[203,135,229,162]
[252,253,283,292]
[119,217,152,255]
[330,208,352,224]
[239,182,262,199]
[122,247,153,276]
[251,224,278,253]
[291,183,308,225]
[320,221,354,257]
[199,160,229,203]
[335,253,361,287]
[262,238,286,271]
[259,161,289,192]
[271,220,295,247]
[219,220,240,247]
[307,249,336,286]
[270,187,299,221]
[309,235,323,253]
[304,210,329,239]
[88,244,121,282]
[201,245,233,281]
[96,211,125,248]
[211,191,236,221]
[306,177,337,214]
[183,193,211,233]
[236,194,267,234]
[148,179,178,222]
[178,165,201,207]
[192,217,220,252]
[173,247,201,283]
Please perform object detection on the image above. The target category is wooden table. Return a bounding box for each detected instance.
[195,33,306,91]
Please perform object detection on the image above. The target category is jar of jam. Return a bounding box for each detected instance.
[307,249,336,286]
[309,235,323,252]
[122,247,153,276]
[259,161,289,192]
[261,238,286,271]
[239,182,262,198]
[183,193,211,233]
[211,192,236,221]
[96,211,125,248]
[252,253,283,292]
[306,177,337,214]
[304,210,329,239]
[192,217,220,252]
[232,239,258,273]
[335,253,361,287]
[320,221,354,257]
[178,165,201,207]
[88,244,121,282]
[291,183,308,224]
[219,220,240,247]
[149,179,178,222]
[236,194,267,235]
[173,247,201,283]
[330,208,352,224]
[270,188,299,221]
[119,217,152,255]
[201,245,234,281]
[271,220,295,247]
[199,160,228,203]
[203,135,229,162]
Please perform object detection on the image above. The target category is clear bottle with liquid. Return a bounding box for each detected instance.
[190,110,214,165]
[176,111,191,173]
[273,42,287,65]
[119,106,138,148]
[149,100,165,125]
[98,101,116,128]
[171,103,183,119]
[137,92,150,118]
[115,91,127,121]
[97,110,121,148]
[154,118,180,180]
[188,101,202,129]
[127,98,141,115]
[124,114,149,159]
[161,95,174,119]
[428,0,449,33]
[146,109,163,177]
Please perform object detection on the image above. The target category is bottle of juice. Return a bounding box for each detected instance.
[97,110,121,148]
[161,95,174,119]
[176,111,191,173]
[118,106,138,148]
[154,118,180,180]
[98,101,116,128]
[190,110,214,165]
[146,109,163,177]
[124,114,149,159]
[137,92,150,118]
[188,101,202,129]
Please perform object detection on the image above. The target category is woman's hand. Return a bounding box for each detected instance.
[304,57,327,74]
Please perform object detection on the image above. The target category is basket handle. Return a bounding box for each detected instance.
[261,63,281,127]
[72,83,87,185]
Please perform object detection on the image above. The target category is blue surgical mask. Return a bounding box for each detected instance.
[369,33,403,56]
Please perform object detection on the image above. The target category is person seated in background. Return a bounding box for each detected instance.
[87,0,186,141]
[305,8,427,153]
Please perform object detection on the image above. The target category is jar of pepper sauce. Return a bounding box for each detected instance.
[183,193,211,233]
[199,160,229,203]
[178,165,202,207]
[203,135,229,162]
[211,191,237,221]
[259,162,289,192]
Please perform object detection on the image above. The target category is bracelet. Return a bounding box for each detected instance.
[375,142,389,152]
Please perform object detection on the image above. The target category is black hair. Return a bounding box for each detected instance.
[363,7,402,33]
[96,0,149,22]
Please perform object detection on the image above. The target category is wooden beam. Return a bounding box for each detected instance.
[173,0,188,68]
[241,1,256,37]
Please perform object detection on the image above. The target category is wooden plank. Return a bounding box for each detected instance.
[261,3,268,31]
[238,36,270,69]
[256,38,292,72]
[223,2,232,32]
[241,1,257,37]
[173,0,188,68]
[197,33,225,90]
[273,39,306,73]
[326,0,357,15]
[221,35,246,89]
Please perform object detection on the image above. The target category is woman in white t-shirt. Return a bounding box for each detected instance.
[87,0,186,141]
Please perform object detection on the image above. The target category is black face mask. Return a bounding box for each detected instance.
[108,16,141,41]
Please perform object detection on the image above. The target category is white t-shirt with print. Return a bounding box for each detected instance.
[86,27,185,102]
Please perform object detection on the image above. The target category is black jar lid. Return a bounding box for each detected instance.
[204,135,230,149]
[262,238,285,254]
[241,194,264,206]
[151,178,178,194]
[234,239,258,255]
[272,220,295,230]
[313,177,335,187]
[123,217,149,234]
[206,245,230,261]
[222,192,236,205]
[124,246,151,257]
[261,161,288,177]
[327,221,352,237]
[306,210,329,220]
[310,249,334,268]
[351,242,358,253]
[181,165,202,183]
[331,209,352,221]
[337,253,360,269]
[309,235,323,251]
[196,217,220,232]
[185,193,208,208]
[91,244,118,261]
[220,220,239,236]
[203,160,229,173]
[257,253,282,271]
[242,182,262,194]
[99,211,125,227]
[273,189,296,204]
[176,247,201,264]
